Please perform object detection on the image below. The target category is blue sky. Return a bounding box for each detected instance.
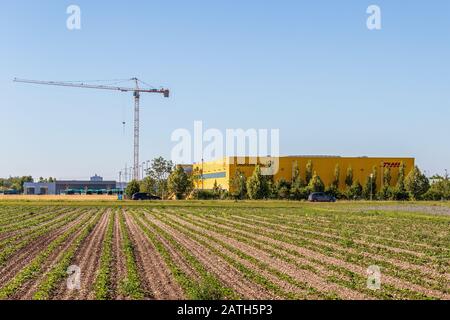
[1,1,449,180]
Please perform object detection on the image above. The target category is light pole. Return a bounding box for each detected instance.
[370,173,374,201]
[146,160,151,177]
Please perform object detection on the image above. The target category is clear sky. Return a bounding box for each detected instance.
[1,1,449,180]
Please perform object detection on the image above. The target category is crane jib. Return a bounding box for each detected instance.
[13,77,170,181]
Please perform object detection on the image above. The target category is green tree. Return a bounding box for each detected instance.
[230,169,247,200]
[383,167,392,186]
[377,167,393,200]
[392,162,409,200]
[345,166,353,188]
[272,179,291,200]
[290,165,307,200]
[246,165,269,200]
[308,171,325,193]
[405,166,430,200]
[305,161,313,185]
[423,173,450,200]
[125,180,140,198]
[363,166,378,200]
[140,176,157,194]
[168,166,191,200]
[212,180,223,198]
[347,181,363,200]
[147,157,173,198]
[332,164,340,188]
[8,176,33,193]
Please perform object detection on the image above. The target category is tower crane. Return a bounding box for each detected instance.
[13,77,170,181]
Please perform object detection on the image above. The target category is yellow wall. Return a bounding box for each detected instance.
[194,156,415,192]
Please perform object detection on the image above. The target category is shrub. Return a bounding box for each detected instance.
[168,166,192,200]
[247,165,270,200]
[193,190,218,200]
[230,170,247,200]
[345,166,353,188]
[305,161,313,185]
[347,181,363,200]
[308,172,325,193]
[125,180,140,198]
[378,185,394,200]
[325,185,342,199]
[272,179,291,200]
[405,166,430,200]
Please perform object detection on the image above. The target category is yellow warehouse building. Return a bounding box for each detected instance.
[193,156,415,192]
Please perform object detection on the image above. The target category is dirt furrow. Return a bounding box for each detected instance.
[157,211,368,300]
[15,211,100,300]
[145,210,282,300]
[240,212,448,252]
[54,210,110,300]
[217,214,450,283]
[0,211,87,288]
[229,213,426,258]
[133,213,200,283]
[0,209,69,241]
[111,209,127,300]
[185,213,449,299]
[124,211,184,300]
[0,209,79,246]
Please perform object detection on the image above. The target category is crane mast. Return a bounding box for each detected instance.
[133,78,140,181]
[14,77,170,181]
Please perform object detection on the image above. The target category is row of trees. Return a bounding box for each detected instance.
[125,157,193,199]
[231,161,450,201]
[0,176,33,193]
[121,157,450,201]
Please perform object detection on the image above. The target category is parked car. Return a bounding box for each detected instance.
[131,192,162,201]
[308,192,336,202]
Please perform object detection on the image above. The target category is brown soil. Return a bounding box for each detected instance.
[111,210,127,300]
[217,214,450,283]
[15,211,100,300]
[159,212,368,300]
[187,213,449,299]
[53,210,111,300]
[145,210,280,300]
[0,210,88,289]
[123,211,185,300]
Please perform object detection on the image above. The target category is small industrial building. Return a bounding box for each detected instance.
[24,175,118,195]
[193,156,415,192]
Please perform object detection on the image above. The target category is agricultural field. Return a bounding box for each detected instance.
[0,200,448,300]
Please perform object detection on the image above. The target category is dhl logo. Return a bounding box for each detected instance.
[383,162,401,168]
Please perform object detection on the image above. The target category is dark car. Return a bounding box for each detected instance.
[131,192,162,201]
[308,192,336,202]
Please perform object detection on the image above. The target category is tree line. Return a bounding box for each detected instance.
[125,158,450,201]
[232,161,449,201]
